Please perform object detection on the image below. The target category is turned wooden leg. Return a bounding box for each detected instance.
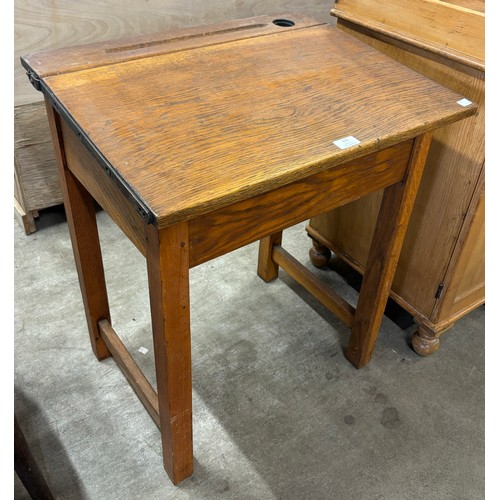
[45,100,112,361]
[411,322,447,356]
[346,133,433,368]
[147,222,193,485]
[308,237,332,268]
[257,232,283,282]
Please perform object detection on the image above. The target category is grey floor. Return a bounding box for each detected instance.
[14,206,484,499]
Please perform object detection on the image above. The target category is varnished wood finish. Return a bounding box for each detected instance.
[411,322,444,356]
[311,23,484,317]
[347,133,433,367]
[45,102,111,361]
[306,223,483,340]
[98,319,160,428]
[147,222,193,485]
[15,6,328,106]
[21,14,323,82]
[408,185,485,347]
[23,21,474,229]
[257,232,283,283]
[190,142,412,267]
[308,1,484,353]
[272,246,355,327]
[332,0,484,67]
[59,119,149,256]
[309,238,332,268]
[14,6,327,233]
[24,15,477,484]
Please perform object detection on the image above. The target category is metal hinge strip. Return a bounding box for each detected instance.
[25,70,155,225]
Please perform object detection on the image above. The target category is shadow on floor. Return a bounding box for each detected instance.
[14,389,86,499]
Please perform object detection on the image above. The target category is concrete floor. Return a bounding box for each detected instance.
[14,206,484,499]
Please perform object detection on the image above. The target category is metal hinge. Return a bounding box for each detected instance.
[22,67,155,225]
[435,283,444,299]
[26,70,42,91]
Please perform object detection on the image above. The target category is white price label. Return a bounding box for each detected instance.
[333,136,361,149]
[457,98,472,107]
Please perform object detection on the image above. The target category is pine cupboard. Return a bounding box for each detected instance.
[307,0,485,355]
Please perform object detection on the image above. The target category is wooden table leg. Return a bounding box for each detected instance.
[257,232,283,282]
[45,101,111,361]
[147,222,193,484]
[346,133,433,368]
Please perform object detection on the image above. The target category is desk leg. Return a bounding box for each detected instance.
[45,101,112,361]
[346,133,433,368]
[257,232,283,282]
[147,222,193,484]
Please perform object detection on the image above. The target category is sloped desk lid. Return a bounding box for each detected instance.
[22,13,477,227]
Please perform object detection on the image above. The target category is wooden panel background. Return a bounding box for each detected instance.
[436,180,485,321]
[332,0,484,63]
[440,0,484,13]
[14,102,62,211]
[15,0,332,107]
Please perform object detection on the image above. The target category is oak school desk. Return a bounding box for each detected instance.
[22,13,476,485]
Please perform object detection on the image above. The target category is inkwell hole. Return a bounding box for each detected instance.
[272,19,295,27]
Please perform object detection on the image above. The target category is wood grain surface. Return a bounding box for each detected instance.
[189,142,412,267]
[309,19,484,319]
[332,0,484,66]
[99,319,160,428]
[60,118,149,256]
[24,22,476,228]
[271,245,356,326]
[25,13,481,482]
[147,222,193,484]
[257,232,283,282]
[45,102,112,361]
[21,13,323,79]
[440,0,484,12]
[14,102,62,211]
[15,1,331,106]
[431,166,485,321]
[14,3,329,230]
[346,133,433,367]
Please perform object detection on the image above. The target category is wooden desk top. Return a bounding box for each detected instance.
[22,13,476,228]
